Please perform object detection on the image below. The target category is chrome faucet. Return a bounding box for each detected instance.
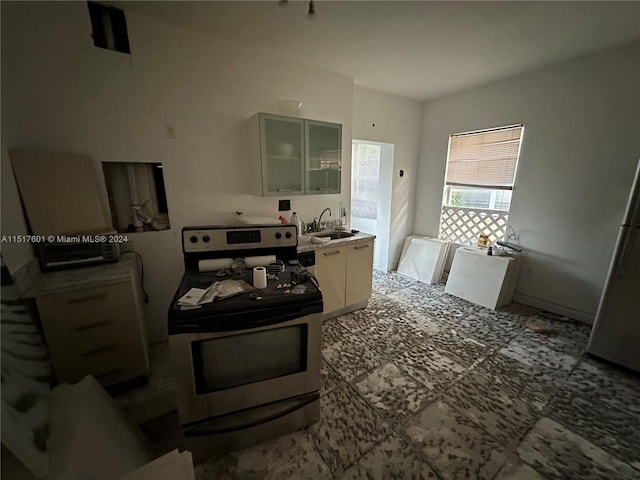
[318,208,332,230]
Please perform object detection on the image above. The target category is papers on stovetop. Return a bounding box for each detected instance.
[177,279,254,310]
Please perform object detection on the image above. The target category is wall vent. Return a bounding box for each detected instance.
[87,2,131,54]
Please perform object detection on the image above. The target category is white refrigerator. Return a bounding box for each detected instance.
[587,159,640,373]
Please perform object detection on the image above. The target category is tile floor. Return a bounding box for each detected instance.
[121,271,640,480]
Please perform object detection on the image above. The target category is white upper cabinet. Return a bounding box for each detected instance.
[258,113,341,196]
[305,120,342,194]
[259,114,305,195]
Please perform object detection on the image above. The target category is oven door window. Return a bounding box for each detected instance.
[192,324,308,394]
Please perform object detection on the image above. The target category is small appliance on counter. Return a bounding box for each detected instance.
[36,230,120,272]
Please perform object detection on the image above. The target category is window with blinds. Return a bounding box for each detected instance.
[446,125,523,189]
[439,125,523,245]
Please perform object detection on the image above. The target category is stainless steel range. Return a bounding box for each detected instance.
[168,224,323,461]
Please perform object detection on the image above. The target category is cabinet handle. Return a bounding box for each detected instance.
[354,244,370,250]
[74,319,112,331]
[82,344,118,356]
[67,293,108,304]
[323,250,340,256]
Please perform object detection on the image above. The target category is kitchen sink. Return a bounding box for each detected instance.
[316,231,356,240]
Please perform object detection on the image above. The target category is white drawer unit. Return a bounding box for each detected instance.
[36,277,148,387]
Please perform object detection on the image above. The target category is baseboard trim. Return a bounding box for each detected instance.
[512,292,594,325]
[321,300,368,321]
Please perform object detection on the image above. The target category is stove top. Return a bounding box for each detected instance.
[168,264,323,334]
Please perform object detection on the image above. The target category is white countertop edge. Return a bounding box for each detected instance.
[297,232,375,253]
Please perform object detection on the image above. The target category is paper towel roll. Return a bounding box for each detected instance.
[245,255,277,268]
[253,266,267,289]
[198,258,233,272]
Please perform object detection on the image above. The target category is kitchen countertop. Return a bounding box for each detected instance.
[18,254,138,298]
[297,231,375,253]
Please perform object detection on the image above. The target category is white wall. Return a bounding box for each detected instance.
[1,2,354,342]
[352,86,423,271]
[414,41,640,322]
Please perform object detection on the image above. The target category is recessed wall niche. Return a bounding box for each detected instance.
[102,162,171,233]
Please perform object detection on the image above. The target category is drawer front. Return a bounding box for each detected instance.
[42,306,141,353]
[36,282,134,319]
[51,344,148,386]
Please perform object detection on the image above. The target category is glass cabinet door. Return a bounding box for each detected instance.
[305,120,342,194]
[259,114,305,196]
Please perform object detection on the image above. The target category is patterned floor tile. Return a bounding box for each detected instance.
[500,335,579,374]
[309,384,392,475]
[451,312,522,348]
[385,284,445,307]
[345,318,418,357]
[520,314,591,357]
[399,310,446,339]
[322,330,385,381]
[195,429,331,480]
[372,271,419,295]
[517,417,639,480]
[493,456,549,480]
[409,296,476,324]
[442,371,540,448]
[430,328,492,369]
[472,353,561,412]
[546,388,640,470]
[563,359,640,415]
[323,318,350,346]
[403,401,509,480]
[337,308,394,333]
[321,359,343,396]
[353,362,434,424]
[345,293,413,326]
[338,433,438,479]
[395,343,467,393]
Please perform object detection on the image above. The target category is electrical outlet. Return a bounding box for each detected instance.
[164,123,177,139]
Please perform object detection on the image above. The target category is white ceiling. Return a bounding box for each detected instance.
[121,1,640,101]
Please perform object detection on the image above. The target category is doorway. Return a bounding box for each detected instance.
[351,140,394,271]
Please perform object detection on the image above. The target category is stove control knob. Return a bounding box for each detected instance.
[202,235,210,243]
[275,233,282,239]
[285,232,292,239]
[189,235,198,243]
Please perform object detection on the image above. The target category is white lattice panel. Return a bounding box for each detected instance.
[439,207,508,245]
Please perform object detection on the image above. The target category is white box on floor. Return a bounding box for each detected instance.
[445,247,520,310]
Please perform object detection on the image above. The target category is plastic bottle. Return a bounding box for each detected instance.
[289,212,301,234]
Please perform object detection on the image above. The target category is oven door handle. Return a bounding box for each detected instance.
[183,393,319,436]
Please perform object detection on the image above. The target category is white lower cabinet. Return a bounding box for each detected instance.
[314,239,374,316]
[345,241,374,306]
[314,248,346,314]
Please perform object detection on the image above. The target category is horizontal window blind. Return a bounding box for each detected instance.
[446,125,523,188]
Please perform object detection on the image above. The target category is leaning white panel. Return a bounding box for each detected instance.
[397,236,450,284]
